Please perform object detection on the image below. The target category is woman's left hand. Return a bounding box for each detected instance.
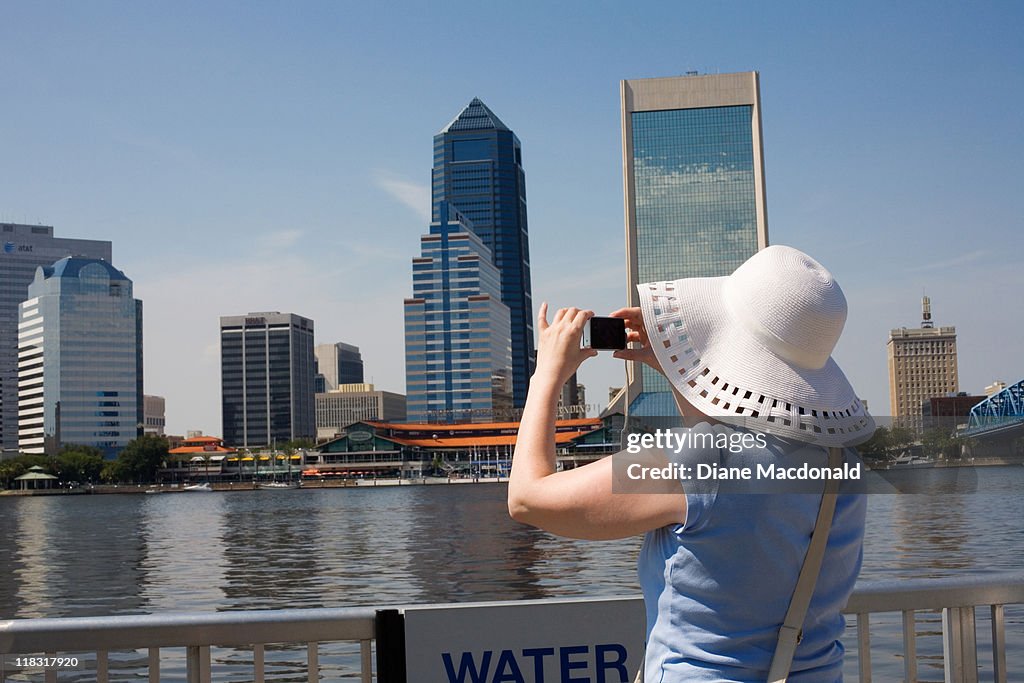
[533,302,598,388]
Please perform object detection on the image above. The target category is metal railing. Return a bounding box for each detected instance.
[1,574,1021,682]
[0,607,376,683]
[842,573,1023,683]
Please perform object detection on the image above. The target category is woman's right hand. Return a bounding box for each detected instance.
[608,307,664,376]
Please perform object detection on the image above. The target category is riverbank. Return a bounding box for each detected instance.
[0,476,509,495]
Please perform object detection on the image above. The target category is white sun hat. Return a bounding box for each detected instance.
[637,244,875,447]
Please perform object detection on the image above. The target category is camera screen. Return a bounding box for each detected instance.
[586,317,626,350]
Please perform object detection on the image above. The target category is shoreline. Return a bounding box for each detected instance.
[0,476,510,496]
[3,457,1022,496]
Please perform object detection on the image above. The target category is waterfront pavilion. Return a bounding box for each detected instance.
[15,465,58,490]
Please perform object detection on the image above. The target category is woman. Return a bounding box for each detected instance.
[508,245,874,682]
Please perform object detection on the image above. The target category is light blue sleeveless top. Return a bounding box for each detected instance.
[638,423,866,682]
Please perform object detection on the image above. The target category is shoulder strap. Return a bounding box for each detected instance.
[766,446,844,683]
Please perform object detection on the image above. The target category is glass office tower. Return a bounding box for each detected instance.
[18,257,141,459]
[0,223,111,454]
[220,312,315,448]
[613,73,769,417]
[404,202,512,423]
[432,98,533,411]
[314,342,364,392]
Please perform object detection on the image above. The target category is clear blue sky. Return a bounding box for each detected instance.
[2,1,1022,435]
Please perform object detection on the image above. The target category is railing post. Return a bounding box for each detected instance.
[360,639,374,683]
[942,606,978,683]
[186,645,212,683]
[148,647,161,683]
[44,652,57,683]
[902,610,917,683]
[307,642,319,683]
[990,605,1006,683]
[253,643,265,683]
[856,613,871,683]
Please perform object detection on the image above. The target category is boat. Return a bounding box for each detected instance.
[183,482,213,492]
[256,481,300,489]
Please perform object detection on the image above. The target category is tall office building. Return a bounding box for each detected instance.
[0,223,111,454]
[18,258,142,458]
[432,98,534,411]
[220,312,315,448]
[404,202,512,423]
[144,395,166,436]
[609,73,769,417]
[887,296,959,431]
[315,383,407,440]
[314,342,363,393]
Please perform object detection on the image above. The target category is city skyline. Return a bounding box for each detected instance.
[1,3,1021,436]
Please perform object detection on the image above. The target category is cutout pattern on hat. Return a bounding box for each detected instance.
[643,280,874,447]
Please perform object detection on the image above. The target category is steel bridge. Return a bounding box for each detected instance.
[964,378,1024,437]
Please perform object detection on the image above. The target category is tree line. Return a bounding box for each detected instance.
[0,434,170,488]
[0,436,320,489]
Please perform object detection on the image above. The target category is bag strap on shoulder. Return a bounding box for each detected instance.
[766,446,844,683]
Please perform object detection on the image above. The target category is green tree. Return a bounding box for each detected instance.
[922,427,963,460]
[56,445,105,483]
[279,438,315,454]
[116,434,170,483]
[887,426,916,457]
[857,426,890,461]
[0,454,55,489]
[857,425,918,461]
[101,459,128,483]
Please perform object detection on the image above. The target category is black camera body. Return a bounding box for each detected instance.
[582,316,626,350]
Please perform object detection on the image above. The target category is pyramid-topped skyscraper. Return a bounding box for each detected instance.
[431,98,534,413]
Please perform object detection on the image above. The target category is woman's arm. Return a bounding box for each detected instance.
[507,304,687,540]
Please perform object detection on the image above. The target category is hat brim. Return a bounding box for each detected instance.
[637,277,875,447]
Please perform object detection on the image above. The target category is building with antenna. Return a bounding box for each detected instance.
[887,296,959,431]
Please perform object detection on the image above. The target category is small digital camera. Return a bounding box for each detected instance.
[582,316,626,350]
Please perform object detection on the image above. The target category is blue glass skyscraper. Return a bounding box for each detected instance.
[404,202,512,422]
[432,99,534,411]
[611,73,769,418]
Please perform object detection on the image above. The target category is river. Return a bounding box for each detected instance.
[1,465,1022,681]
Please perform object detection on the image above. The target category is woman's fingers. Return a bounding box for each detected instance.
[538,301,549,331]
[571,309,593,328]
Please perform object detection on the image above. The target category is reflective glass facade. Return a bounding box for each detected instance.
[620,74,767,417]
[0,223,111,452]
[18,258,141,459]
[314,342,363,392]
[404,202,512,422]
[432,99,533,410]
[220,312,315,447]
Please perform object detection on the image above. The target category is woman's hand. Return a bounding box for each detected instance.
[609,307,664,375]
[533,303,598,388]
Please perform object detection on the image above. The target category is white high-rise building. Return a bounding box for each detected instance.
[18,257,142,458]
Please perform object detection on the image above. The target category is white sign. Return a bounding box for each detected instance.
[403,597,645,683]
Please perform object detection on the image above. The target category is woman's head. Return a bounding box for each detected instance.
[638,245,874,446]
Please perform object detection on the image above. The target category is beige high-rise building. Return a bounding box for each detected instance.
[984,381,1007,396]
[315,383,406,440]
[887,296,958,430]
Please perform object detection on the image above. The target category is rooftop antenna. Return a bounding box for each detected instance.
[921,295,933,329]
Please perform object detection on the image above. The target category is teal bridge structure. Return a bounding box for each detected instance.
[964,377,1024,438]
